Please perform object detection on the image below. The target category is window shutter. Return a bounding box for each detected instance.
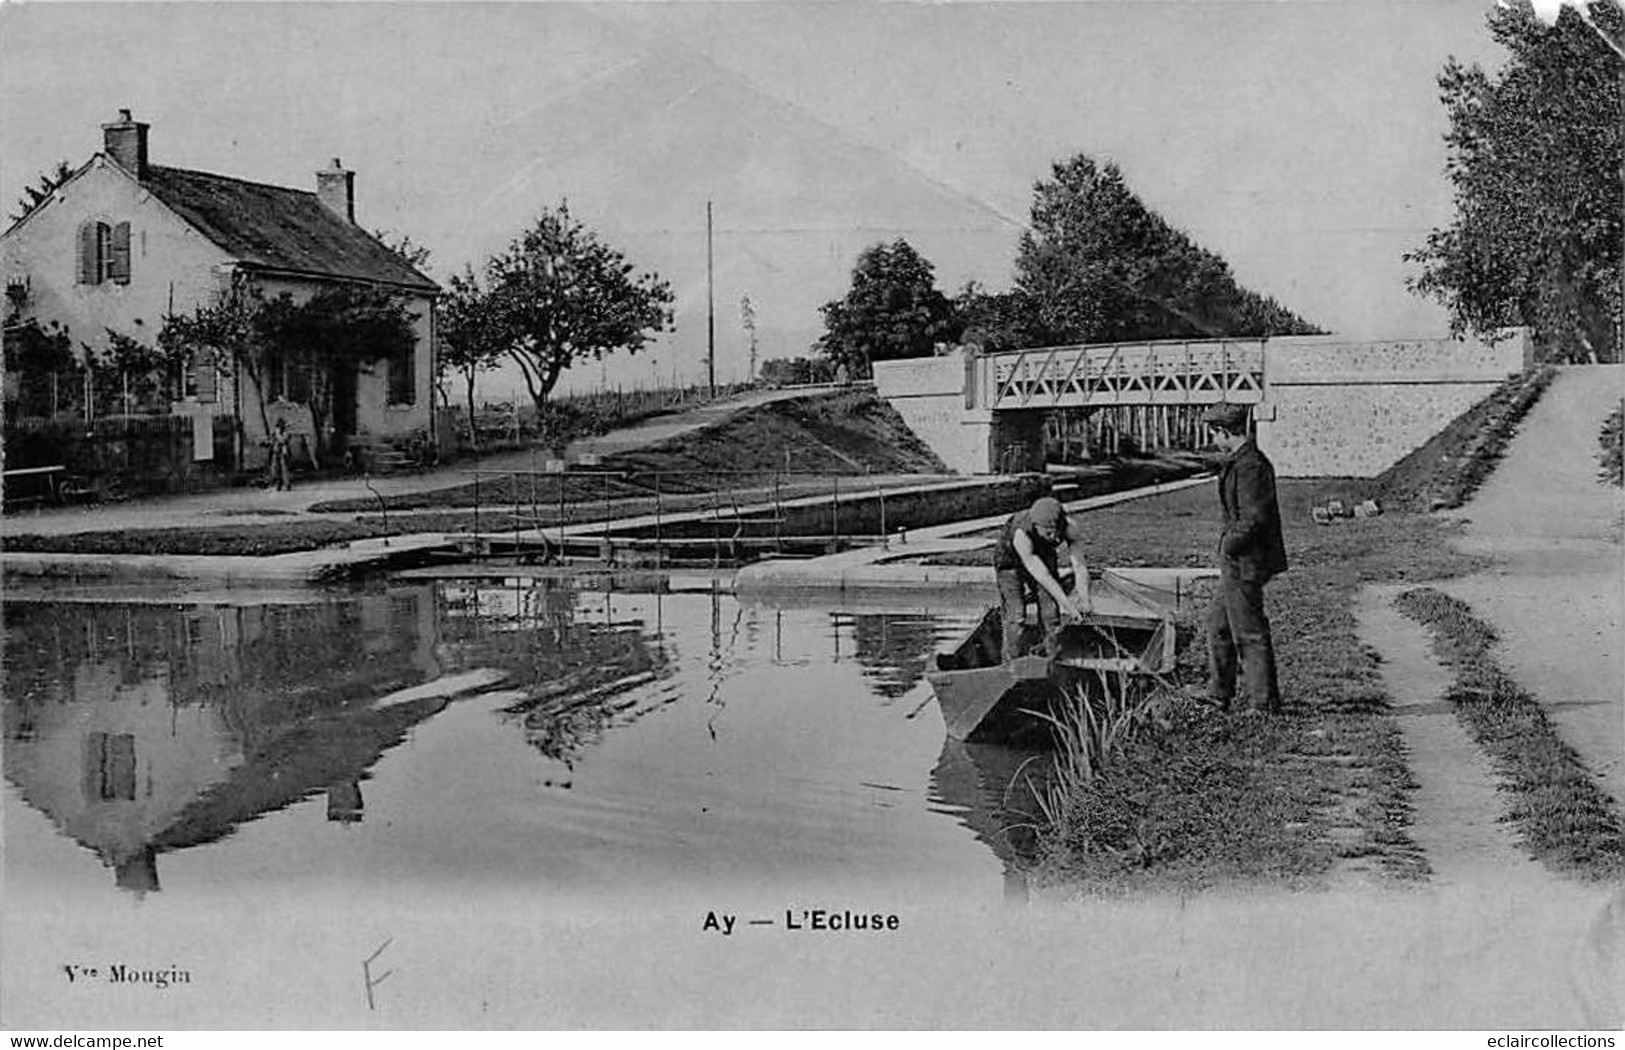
[78,223,99,284]
[110,223,131,284]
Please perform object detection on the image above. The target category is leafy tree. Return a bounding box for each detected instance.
[817,239,962,377]
[9,160,75,224]
[479,202,674,417]
[952,281,1053,354]
[88,329,189,413]
[758,356,834,387]
[373,229,433,273]
[1407,1,1623,362]
[2,318,78,417]
[438,266,506,445]
[1014,155,1320,344]
[160,278,274,442]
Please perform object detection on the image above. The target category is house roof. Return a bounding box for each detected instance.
[141,164,438,294]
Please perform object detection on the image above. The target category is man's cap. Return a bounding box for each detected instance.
[1202,402,1250,434]
[1030,496,1063,529]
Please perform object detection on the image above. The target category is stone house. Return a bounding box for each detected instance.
[0,110,440,470]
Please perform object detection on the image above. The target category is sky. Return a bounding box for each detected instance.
[0,1,1508,397]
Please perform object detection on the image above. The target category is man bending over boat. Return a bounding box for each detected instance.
[993,495,1092,662]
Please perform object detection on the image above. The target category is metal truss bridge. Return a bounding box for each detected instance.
[976,338,1267,411]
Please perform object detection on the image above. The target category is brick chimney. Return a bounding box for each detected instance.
[316,158,355,223]
[102,108,149,178]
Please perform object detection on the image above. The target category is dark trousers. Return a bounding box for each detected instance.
[271,451,291,491]
[997,568,1061,662]
[1205,571,1280,712]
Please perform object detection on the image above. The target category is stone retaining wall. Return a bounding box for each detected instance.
[1257,332,1530,477]
[871,355,992,474]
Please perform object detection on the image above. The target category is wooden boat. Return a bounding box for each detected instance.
[926,596,1175,744]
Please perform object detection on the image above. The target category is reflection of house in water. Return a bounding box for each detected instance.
[5,580,681,893]
[928,738,1048,901]
[2,589,444,894]
[435,580,673,776]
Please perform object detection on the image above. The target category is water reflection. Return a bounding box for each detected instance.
[2,591,446,893]
[436,579,672,778]
[928,739,1048,901]
[5,581,1016,900]
[2,583,675,893]
[848,613,943,701]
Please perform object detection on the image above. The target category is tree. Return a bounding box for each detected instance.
[373,229,433,273]
[438,266,505,445]
[9,160,75,224]
[2,318,78,417]
[1406,1,1623,362]
[739,293,759,382]
[479,203,674,417]
[758,356,834,387]
[952,281,1052,354]
[817,239,962,377]
[1014,154,1320,344]
[89,329,189,413]
[159,277,272,442]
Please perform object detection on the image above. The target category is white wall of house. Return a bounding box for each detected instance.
[2,155,436,467]
[1,156,236,361]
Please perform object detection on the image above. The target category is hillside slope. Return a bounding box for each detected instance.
[604,389,949,476]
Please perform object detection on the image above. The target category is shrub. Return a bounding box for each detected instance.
[1599,401,1623,487]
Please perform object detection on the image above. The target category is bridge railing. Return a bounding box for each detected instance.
[980,338,1267,410]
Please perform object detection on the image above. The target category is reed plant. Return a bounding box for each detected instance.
[1022,667,1169,832]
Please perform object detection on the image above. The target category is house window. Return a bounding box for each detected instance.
[265,355,310,404]
[388,341,415,405]
[76,221,131,286]
[285,356,311,404]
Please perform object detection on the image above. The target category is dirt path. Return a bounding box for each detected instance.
[1440,364,1624,810]
[1354,584,1620,1025]
[1357,586,1549,886]
[1338,368,1623,1024]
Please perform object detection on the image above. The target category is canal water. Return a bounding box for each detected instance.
[7,578,1618,1028]
[3,577,1037,912]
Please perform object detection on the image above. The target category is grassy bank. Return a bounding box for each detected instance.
[1018,480,1482,893]
[311,390,947,514]
[1372,365,1556,512]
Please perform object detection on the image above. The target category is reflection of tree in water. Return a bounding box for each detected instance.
[2,591,445,894]
[434,580,672,774]
[847,613,947,701]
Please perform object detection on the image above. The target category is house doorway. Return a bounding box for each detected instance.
[331,364,358,458]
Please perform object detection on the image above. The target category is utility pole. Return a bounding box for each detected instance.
[706,200,716,397]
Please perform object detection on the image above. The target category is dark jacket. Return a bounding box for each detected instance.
[993,508,1070,576]
[1217,438,1287,583]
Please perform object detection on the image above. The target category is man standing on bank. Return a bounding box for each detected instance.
[268,418,294,493]
[993,495,1092,662]
[1202,402,1287,713]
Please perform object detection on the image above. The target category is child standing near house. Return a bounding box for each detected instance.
[268,419,293,492]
